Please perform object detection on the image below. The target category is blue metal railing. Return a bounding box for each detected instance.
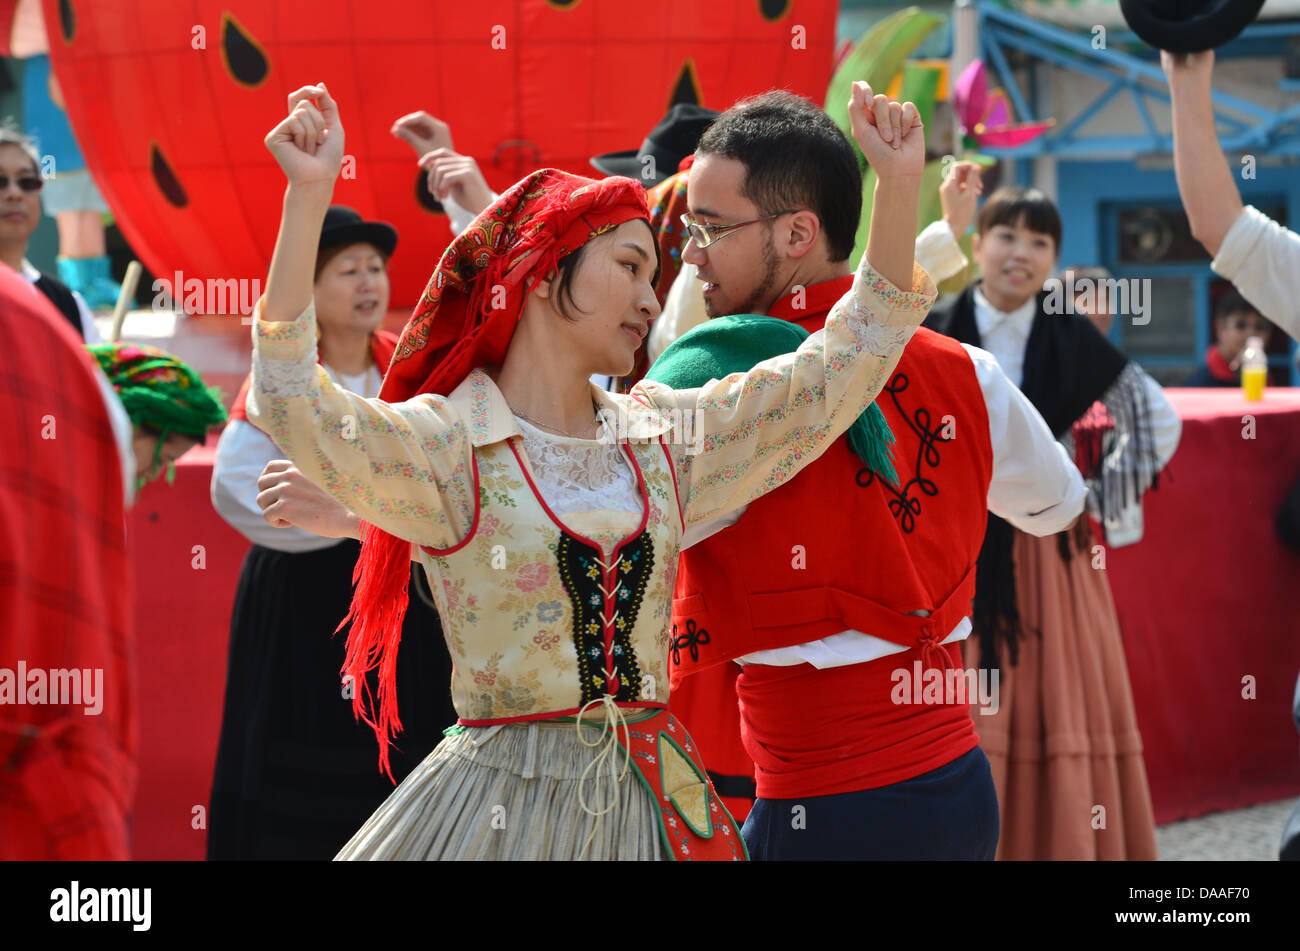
[973,0,1300,157]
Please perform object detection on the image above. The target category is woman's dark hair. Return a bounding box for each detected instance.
[695,90,862,262]
[550,220,660,322]
[976,186,1062,252]
[314,242,390,281]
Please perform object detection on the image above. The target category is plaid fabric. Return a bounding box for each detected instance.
[0,267,134,860]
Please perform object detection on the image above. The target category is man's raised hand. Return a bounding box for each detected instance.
[848,81,925,181]
[391,110,455,157]
[265,83,345,188]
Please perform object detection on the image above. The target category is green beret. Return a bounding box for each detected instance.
[646,314,897,487]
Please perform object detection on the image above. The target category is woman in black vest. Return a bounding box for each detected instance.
[926,187,1182,860]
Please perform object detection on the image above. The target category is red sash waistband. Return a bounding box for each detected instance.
[737,645,981,799]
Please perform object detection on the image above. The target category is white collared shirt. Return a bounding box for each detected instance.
[972,285,1037,388]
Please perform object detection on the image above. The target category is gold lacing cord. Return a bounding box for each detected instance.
[574,689,632,861]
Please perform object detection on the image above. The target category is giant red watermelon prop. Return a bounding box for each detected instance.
[42,0,838,308]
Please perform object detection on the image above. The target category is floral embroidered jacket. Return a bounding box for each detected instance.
[246,256,937,725]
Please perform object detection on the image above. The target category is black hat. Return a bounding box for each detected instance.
[590,104,720,188]
[319,205,398,258]
[1119,0,1265,54]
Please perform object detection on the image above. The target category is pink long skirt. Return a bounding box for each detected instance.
[965,530,1158,860]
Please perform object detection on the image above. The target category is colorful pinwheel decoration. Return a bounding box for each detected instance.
[952,59,1055,158]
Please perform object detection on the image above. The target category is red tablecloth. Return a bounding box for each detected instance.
[1106,389,1300,824]
[127,446,249,860]
[126,392,1300,857]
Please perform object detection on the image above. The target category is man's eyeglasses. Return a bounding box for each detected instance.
[679,210,798,249]
[0,174,42,194]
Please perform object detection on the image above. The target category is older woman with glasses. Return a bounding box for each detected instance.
[0,127,101,342]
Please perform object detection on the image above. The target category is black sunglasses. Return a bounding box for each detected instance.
[0,174,42,193]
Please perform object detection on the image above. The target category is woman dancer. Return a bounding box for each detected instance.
[207,207,455,860]
[246,81,933,860]
[926,187,1182,860]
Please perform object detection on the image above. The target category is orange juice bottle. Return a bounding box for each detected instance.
[1242,335,1267,401]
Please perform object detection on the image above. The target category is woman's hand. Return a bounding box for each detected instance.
[265,83,345,189]
[391,110,455,156]
[940,160,984,238]
[419,148,494,215]
[848,81,925,182]
[256,460,361,539]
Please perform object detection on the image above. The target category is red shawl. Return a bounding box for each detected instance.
[0,266,133,859]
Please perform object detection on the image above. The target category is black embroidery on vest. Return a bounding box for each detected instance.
[669,619,710,665]
[855,371,952,533]
[556,531,654,704]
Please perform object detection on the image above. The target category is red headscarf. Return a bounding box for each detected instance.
[343,168,650,774]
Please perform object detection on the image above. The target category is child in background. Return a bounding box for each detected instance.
[1183,290,1274,387]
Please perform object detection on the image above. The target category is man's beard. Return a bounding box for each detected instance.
[705,230,783,318]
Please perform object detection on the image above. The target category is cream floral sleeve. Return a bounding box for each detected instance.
[245,300,476,549]
[632,254,937,525]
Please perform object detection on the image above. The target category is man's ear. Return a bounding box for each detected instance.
[784,210,821,260]
[970,231,982,258]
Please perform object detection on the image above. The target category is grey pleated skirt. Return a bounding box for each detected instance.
[334,718,668,861]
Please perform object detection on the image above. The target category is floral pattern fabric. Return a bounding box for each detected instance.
[246,251,937,723]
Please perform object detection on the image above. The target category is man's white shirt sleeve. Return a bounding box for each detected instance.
[1212,205,1300,343]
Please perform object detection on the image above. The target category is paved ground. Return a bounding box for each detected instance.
[1156,797,1296,860]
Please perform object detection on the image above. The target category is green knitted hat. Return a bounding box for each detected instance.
[644,314,898,487]
[89,342,229,485]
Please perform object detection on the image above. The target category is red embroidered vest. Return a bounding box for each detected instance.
[670,328,993,683]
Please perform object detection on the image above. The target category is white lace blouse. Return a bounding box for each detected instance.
[513,414,643,550]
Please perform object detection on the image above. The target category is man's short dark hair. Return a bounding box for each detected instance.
[1215,289,1263,323]
[976,186,1062,252]
[695,90,861,262]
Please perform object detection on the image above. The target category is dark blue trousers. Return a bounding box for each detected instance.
[741,746,1000,860]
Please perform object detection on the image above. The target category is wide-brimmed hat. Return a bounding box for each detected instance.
[319,205,398,257]
[1119,0,1266,53]
[590,104,719,188]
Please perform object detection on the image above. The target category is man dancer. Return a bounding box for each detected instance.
[660,87,1087,859]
